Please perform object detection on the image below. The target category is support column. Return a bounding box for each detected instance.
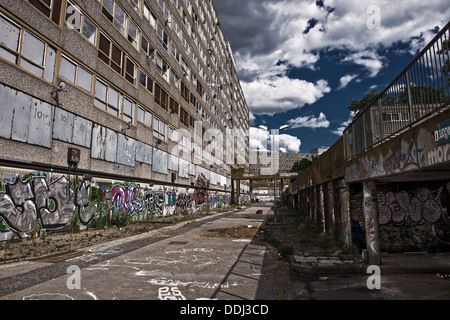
[338,179,352,249]
[328,181,335,236]
[236,180,241,205]
[319,184,325,233]
[362,181,381,266]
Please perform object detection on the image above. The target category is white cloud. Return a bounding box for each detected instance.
[287,113,330,129]
[249,127,302,153]
[249,111,256,126]
[249,127,270,152]
[216,0,450,115]
[342,50,385,77]
[338,74,358,90]
[331,112,356,136]
[279,134,302,153]
[242,77,331,115]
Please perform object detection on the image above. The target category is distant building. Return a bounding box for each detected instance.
[249,151,314,198]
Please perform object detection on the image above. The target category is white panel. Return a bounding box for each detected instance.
[169,154,179,171]
[53,107,74,143]
[72,116,92,148]
[152,149,168,174]
[27,98,53,148]
[136,141,146,163]
[144,144,153,165]
[0,84,15,139]
[11,91,33,143]
[117,134,136,167]
[91,124,106,160]
[178,158,189,178]
[105,129,117,163]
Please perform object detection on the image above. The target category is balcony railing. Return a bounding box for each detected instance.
[344,21,450,160]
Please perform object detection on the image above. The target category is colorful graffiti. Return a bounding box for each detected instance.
[345,129,441,183]
[0,176,97,233]
[193,173,209,205]
[0,172,232,234]
[111,183,143,215]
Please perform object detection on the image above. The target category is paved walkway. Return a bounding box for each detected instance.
[265,206,450,277]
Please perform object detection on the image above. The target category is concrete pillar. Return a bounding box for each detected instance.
[312,186,317,223]
[338,180,352,249]
[362,181,381,266]
[236,180,241,204]
[328,181,335,236]
[319,184,325,233]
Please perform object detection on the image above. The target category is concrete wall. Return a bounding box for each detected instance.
[0,168,232,235]
[290,109,450,255]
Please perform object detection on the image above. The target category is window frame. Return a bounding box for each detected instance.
[0,14,57,84]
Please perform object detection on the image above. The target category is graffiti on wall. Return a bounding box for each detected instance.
[111,183,143,215]
[176,193,192,212]
[0,172,232,234]
[377,187,444,226]
[166,192,176,214]
[345,129,444,182]
[193,173,209,206]
[0,176,97,233]
[142,191,165,217]
[363,181,381,264]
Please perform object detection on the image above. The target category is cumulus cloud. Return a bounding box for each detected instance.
[337,74,359,90]
[342,51,385,77]
[249,127,302,153]
[242,77,331,115]
[215,0,450,115]
[287,113,331,129]
[279,134,302,153]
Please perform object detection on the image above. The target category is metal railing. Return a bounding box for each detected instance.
[344,21,450,160]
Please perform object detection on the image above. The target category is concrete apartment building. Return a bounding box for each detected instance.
[0,0,249,232]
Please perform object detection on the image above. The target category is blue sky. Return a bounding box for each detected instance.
[214,0,450,153]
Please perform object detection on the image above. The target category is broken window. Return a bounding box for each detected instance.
[127,19,140,49]
[129,0,141,14]
[143,2,157,29]
[157,23,169,51]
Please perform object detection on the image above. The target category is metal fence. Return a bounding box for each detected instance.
[343,21,450,160]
